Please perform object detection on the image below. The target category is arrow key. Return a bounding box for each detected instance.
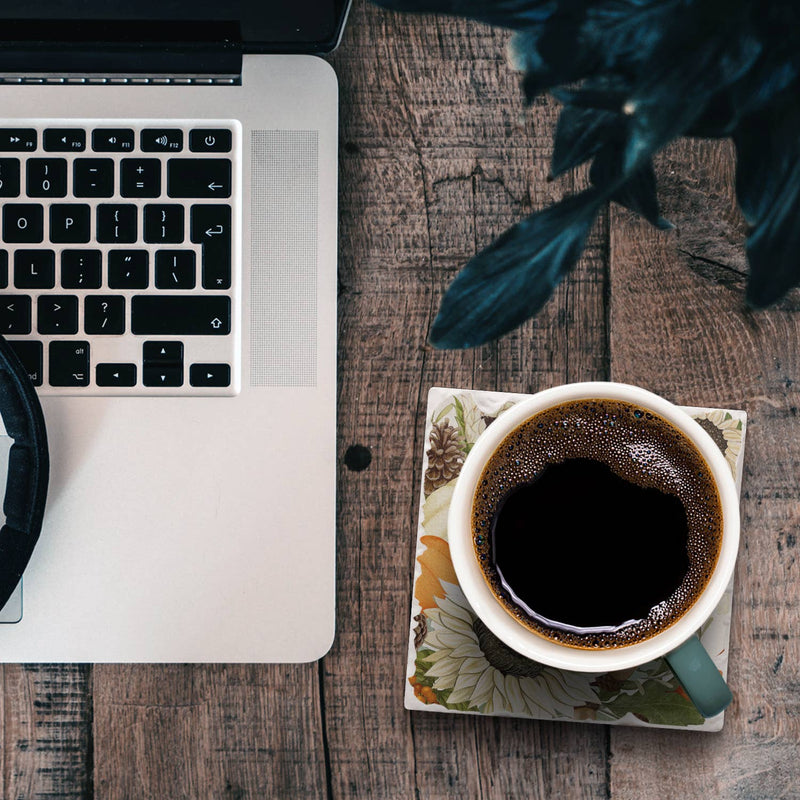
[143,365,183,387]
[96,363,137,387]
[190,363,231,387]
[143,340,183,364]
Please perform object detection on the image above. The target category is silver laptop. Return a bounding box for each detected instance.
[0,1,348,662]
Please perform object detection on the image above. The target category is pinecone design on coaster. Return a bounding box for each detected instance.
[424,421,465,496]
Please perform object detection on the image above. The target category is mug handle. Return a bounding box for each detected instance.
[665,634,733,718]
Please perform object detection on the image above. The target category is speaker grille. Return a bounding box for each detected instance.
[249,130,318,387]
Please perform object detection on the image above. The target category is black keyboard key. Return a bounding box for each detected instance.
[26,158,67,197]
[189,129,232,153]
[73,158,114,197]
[92,128,135,152]
[49,341,90,387]
[7,340,42,386]
[108,250,148,289]
[190,363,231,387]
[120,158,161,198]
[37,295,79,335]
[190,204,231,289]
[96,363,137,387]
[84,295,126,335]
[155,250,196,289]
[97,204,137,243]
[61,250,102,289]
[50,204,91,243]
[143,341,183,363]
[3,204,44,243]
[14,250,55,288]
[0,250,6,287]
[144,204,183,244]
[44,128,86,152]
[0,129,36,152]
[0,295,31,334]
[167,159,231,198]
[141,129,183,152]
[143,364,183,387]
[132,296,230,335]
[0,158,20,197]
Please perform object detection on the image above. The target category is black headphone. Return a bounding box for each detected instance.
[0,334,49,613]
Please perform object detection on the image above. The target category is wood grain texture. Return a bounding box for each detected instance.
[329,4,609,799]
[92,663,328,799]
[0,664,93,800]
[608,138,800,800]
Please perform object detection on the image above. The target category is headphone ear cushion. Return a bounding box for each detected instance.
[0,335,49,612]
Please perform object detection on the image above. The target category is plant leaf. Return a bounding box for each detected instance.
[551,105,621,178]
[744,167,800,308]
[621,7,762,174]
[734,86,800,226]
[429,190,603,349]
[736,88,800,307]
[590,144,671,229]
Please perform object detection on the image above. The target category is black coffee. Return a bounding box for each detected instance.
[472,399,722,649]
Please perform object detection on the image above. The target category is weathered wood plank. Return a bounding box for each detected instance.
[329,4,610,799]
[608,138,800,799]
[93,662,328,799]
[0,664,92,800]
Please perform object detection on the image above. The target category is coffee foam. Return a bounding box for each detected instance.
[471,399,723,649]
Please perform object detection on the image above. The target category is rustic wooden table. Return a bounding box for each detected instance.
[2,2,799,798]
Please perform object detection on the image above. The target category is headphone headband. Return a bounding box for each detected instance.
[0,334,49,612]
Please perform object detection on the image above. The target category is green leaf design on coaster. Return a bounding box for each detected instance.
[599,679,705,726]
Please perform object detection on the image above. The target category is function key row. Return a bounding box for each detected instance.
[7,339,230,388]
[0,157,231,198]
[0,128,232,153]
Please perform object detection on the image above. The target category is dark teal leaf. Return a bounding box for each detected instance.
[736,87,800,307]
[429,190,603,349]
[689,53,800,138]
[551,105,622,178]
[590,144,671,230]
[744,165,800,308]
[620,6,762,174]
[734,86,800,226]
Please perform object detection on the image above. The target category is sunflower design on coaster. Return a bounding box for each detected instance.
[406,388,747,730]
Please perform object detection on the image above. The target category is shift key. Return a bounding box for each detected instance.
[132,296,230,335]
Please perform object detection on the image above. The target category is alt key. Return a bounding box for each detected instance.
[190,363,231,387]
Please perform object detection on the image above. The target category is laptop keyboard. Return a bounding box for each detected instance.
[0,119,240,396]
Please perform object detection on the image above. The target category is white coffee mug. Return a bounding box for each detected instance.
[447,382,740,717]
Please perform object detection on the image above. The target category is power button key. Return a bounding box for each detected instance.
[189,129,232,153]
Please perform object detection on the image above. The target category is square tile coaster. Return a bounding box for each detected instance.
[405,388,747,732]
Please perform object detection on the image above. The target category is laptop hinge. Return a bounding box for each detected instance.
[0,19,243,84]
